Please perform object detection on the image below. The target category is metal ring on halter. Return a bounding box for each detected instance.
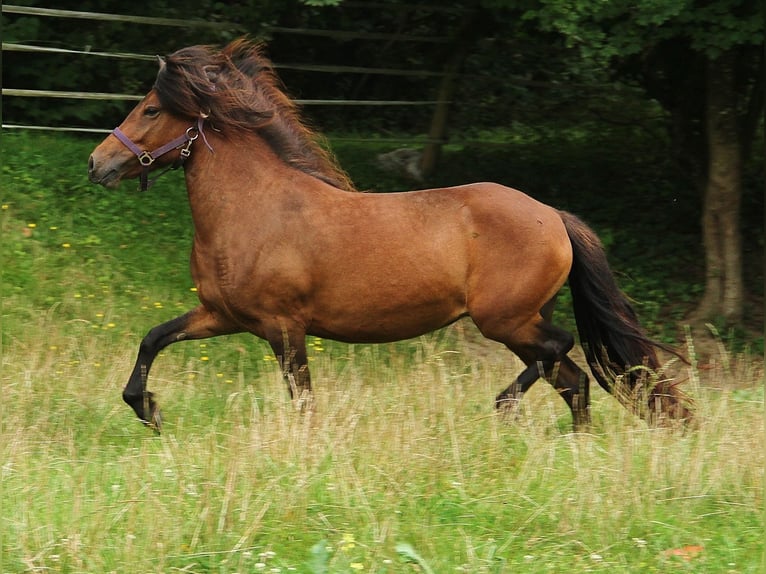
[185,126,200,141]
[137,151,155,166]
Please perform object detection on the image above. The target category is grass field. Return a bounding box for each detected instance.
[1,131,764,573]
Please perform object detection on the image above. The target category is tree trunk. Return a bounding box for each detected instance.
[692,51,744,325]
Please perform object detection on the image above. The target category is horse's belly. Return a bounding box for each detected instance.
[307,289,466,344]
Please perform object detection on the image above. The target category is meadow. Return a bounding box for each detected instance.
[1,131,763,573]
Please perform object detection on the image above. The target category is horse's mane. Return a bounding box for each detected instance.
[154,38,356,191]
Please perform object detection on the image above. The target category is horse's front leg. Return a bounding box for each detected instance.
[267,325,312,411]
[124,305,239,431]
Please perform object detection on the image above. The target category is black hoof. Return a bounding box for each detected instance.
[124,390,162,433]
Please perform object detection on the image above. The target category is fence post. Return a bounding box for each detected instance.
[419,9,480,178]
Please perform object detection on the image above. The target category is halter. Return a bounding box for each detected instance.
[111,115,212,191]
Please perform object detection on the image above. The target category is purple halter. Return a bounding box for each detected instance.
[111,115,212,191]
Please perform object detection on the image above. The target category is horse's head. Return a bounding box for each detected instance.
[89,39,354,191]
[88,89,200,190]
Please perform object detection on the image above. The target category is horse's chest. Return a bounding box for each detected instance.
[190,244,302,317]
[190,247,239,308]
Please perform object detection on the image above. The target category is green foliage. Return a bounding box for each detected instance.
[524,0,764,61]
[395,543,437,574]
[309,540,331,573]
[3,0,763,141]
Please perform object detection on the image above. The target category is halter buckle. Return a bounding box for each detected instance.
[137,151,155,166]
[185,126,200,141]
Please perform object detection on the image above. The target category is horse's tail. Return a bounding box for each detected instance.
[559,211,692,422]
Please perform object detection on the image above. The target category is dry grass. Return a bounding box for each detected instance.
[1,314,763,573]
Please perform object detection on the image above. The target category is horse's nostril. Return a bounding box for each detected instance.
[88,155,95,174]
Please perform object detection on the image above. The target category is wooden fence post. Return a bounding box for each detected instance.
[419,9,481,178]
[419,51,464,178]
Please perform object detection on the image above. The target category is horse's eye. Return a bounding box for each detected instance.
[144,106,161,118]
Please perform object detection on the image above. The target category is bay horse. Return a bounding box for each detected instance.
[88,39,691,432]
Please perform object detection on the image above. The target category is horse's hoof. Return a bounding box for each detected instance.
[141,409,162,434]
[294,391,315,414]
[495,394,521,410]
[495,395,523,422]
[138,390,162,433]
[572,420,592,433]
[150,409,162,434]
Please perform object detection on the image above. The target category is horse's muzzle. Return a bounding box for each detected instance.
[88,154,121,188]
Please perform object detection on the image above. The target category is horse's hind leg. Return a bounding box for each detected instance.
[493,295,558,398]
[489,319,591,430]
[124,305,239,431]
[537,299,591,428]
[542,356,591,429]
[492,296,559,403]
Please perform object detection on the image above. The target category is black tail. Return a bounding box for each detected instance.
[559,211,676,394]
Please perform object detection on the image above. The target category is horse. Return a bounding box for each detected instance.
[88,39,692,432]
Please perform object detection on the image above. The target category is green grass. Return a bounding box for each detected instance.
[1,131,764,573]
[2,318,764,572]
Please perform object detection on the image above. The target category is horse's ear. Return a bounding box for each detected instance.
[157,55,166,71]
[203,65,220,84]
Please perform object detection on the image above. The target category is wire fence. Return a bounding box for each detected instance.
[1,5,233,29]
[1,4,451,138]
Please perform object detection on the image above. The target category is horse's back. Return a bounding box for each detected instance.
[297,182,572,341]
[401,181,571,270]
[441,181,573,301]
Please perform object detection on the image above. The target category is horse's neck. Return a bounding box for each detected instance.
[182,133,319,241]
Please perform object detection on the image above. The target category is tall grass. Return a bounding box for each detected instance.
[1,131,763,572]
[1,310,763,572]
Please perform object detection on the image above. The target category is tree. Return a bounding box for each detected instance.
[522,0,764,326]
